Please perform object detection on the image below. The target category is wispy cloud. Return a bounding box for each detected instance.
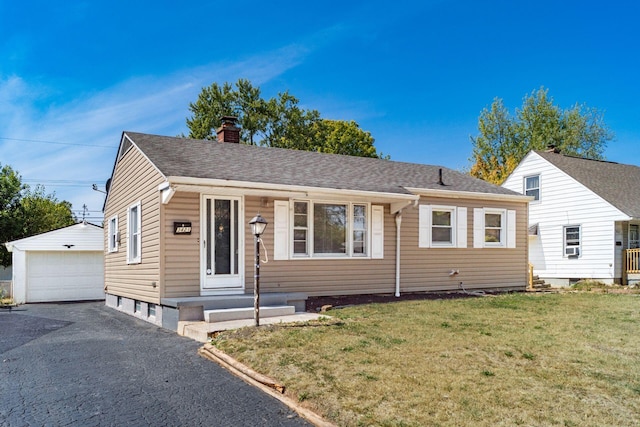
[0,42,314,218]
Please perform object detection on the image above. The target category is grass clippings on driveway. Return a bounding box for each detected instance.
[211,292,640,426]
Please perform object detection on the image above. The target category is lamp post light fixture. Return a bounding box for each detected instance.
[249,213,268,326]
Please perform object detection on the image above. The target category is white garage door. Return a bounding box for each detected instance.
[27,251,104,302]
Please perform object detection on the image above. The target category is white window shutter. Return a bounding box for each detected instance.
[371,205,384,259]
[456,207,467,248]
[418,205,431,248]
[473,208,484,248]
[273,200,290,260]
[507,209,517,248]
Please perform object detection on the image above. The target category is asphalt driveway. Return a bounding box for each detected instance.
[0,302,311,426]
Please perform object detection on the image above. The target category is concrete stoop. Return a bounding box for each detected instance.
[178,312,326,342]
[205,305,295,322]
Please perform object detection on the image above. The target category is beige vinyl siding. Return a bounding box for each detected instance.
[399,196,528,292]
[244,195,527,297]
[163,192,201,297]
[245,196,397,296]
[104,145,164,303]
[155,193,527,300]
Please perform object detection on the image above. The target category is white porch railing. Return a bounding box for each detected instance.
[625,249,640,274]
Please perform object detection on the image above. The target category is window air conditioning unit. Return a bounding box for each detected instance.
[565,247,579,256]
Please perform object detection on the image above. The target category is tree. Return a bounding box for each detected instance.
[309,120,382,158]
[0,164,75,267]
[18,186,75,237]
[186,79,385,159]
[469,87,614,184]
[0,164,24,266]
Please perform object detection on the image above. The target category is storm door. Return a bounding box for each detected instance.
[202,197,243,290]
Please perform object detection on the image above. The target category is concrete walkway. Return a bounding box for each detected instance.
[179,312,327,342]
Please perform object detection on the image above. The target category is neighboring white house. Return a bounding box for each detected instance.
[4,223,105,303]
[502,149,640,285]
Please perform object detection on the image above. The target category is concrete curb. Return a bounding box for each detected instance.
[199,344,336,427]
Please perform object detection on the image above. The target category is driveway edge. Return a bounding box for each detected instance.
[199,344,336,427]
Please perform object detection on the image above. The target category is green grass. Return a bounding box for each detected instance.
[0,289,13,306]
[211,293,640,426]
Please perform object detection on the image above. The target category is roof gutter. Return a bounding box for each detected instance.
[165,176,419,204]
[404,187,533,202]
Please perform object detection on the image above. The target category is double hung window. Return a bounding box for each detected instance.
[127,202,141,264]
[484,211,504,244]
[419,205,466,248]
[473,208,516,248]
[431,208,454,246]
[108,215,118,253]
[292,201,368,257]
[524,175,540,201]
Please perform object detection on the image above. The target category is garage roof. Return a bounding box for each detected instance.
[4,223,104,252]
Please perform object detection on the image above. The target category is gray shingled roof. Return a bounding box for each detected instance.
[124,132,520,197]
[536,150,640,218]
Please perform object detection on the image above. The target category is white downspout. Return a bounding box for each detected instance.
[395,212,402,297]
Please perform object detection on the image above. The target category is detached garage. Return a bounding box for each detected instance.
[5,223,104,304]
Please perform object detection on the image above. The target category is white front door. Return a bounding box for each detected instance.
[202,196,244,290]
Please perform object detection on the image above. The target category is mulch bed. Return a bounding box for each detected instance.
[305,291,479,312]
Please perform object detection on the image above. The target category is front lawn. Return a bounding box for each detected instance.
[211,293,640,426]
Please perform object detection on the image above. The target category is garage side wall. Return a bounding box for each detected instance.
[104,145,165,304]
[10,249,26,304]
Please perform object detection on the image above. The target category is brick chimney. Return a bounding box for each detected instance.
[216,116,240,143]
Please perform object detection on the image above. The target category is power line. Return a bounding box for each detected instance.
[0,136,117,149]
[23,179,99,183]
[22,179,108,188]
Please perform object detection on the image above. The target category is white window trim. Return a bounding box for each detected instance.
[419,205,467,249]
[473,208,517,249]
[288,200,372,259]
[563,225,581,258]
[431,205,456,248]
[352,203,369,257]
[293,201,310,257]
[127,201,142,264]
[107,215,119,253]
[524,174,541,202]
[484,208,506,247]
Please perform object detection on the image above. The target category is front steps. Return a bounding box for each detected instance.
[205,305,295,322]
[529,275,551,291]
[161,292,322,342]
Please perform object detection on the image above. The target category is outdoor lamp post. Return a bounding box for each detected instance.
[249,213,268,326]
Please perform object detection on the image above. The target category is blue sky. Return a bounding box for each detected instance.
[1,0,638,223]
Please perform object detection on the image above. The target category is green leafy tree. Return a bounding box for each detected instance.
[0,164,24,265]
[186,79,385,158]
[0,164,75,267]
[310,120,383,158]
[18,186,75,237]
[469,87,614,184]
